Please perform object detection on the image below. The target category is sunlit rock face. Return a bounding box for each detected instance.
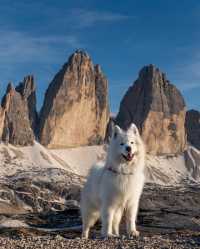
[116,65,186,155]
[39,50,109,148]
[1,83,35,146]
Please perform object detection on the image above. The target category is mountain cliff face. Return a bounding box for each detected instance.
[16,75,38,133]
[185,109,200,149]
[0,54,195,157]
[116,65,186,155]
[39,50,109,148]
[1,83,35,146]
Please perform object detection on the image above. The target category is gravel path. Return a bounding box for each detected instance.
[0,232,200,249]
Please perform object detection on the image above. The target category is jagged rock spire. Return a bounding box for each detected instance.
[115,65,186,155]
[39,50,109,148]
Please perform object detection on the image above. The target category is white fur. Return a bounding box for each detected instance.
[81,123,146,239]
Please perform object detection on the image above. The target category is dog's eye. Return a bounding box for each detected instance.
[131,142,134,144]
[120,143,124,146]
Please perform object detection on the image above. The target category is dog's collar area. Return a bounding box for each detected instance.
[107,167,134,175]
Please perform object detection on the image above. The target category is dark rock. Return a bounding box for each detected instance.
[185,109,200,149]
[105,116,116,143]
[16,75,38,133]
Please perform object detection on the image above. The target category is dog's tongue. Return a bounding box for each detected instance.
[127,153,134,161]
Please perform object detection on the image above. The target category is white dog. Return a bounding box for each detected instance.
[81,123,145,239]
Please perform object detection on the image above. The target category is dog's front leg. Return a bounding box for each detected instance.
[126,202,140,238]
[112,208,123,236]
[101,206,115,238]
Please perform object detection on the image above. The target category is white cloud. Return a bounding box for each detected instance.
[68,9,131,28]
[0,31,82,64]
[176,81,200,91]
[171,52,200,92]
[0,8,130,66]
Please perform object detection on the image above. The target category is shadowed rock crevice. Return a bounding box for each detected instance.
[185,109,200,149]
[15,75,38,134]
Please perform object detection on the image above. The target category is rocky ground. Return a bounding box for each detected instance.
[0,178,200,248]
[0,232,200,249]
[0,147,199,249]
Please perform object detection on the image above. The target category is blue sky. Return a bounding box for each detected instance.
[0,0,200,113]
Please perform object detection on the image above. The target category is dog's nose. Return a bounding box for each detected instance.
[126,146,131,152]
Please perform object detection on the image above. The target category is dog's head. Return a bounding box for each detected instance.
[109,123,141,164]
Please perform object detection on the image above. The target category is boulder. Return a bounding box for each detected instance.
[116,64,186,155]
[39,50,109,148]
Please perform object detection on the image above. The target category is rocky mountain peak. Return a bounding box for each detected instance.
[65,52,104,83]
[115,65,186,155]
[95,64,102,74]
[15,75,38,132]
[5,82,15,95]
[16,75,35,97]
[1,81,35,146]
[39,50,109,148]
[139,64,167,83]
[1,83,15,109]
[74,48,89,57]
[139,64,158,77]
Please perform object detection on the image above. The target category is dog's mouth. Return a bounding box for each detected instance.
[122,153,134,162]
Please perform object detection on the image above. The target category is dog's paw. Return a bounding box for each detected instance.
[127,230,140,239]
[81,234,89,240]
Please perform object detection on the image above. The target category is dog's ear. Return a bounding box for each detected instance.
[128,123,139,136]
[113,125,122,139]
